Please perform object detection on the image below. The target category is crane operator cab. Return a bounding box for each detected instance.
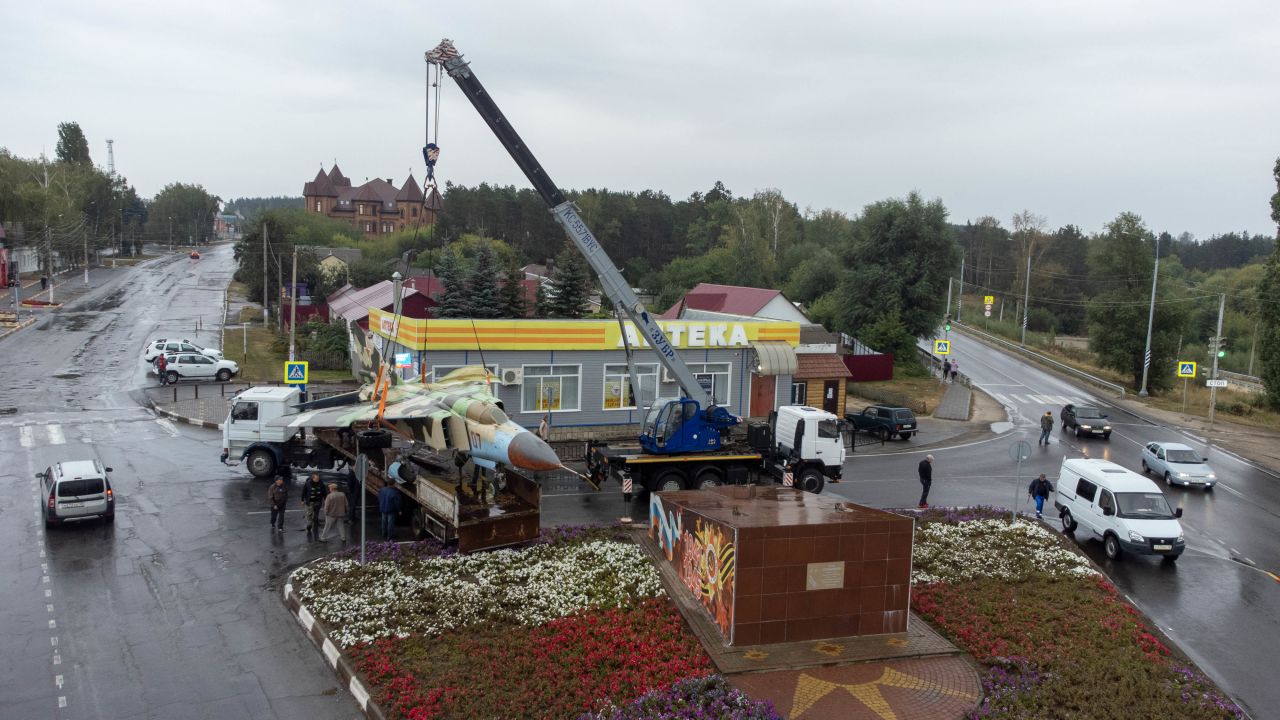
[642,397,728,454]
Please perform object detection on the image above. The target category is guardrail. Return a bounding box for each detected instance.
[952,322,1127,398]
[1220,370,1264,391]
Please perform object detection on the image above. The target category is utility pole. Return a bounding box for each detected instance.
[276,254,283,333]
[945,276,953,320]
[1247,320,1258,376]
[956,256,965,323]
[46,229,55,304]
[1138,234,1161,397]
[1020,253,1031,345]
[262,225,270,327]
[83,225,89,286]
[168,217,173,253]
[1208,294,1226,430]
[288,247,298,361]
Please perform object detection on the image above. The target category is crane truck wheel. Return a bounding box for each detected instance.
[691,466,724,489]
[410,509,429,540]
[797,468,825,494]
[246,449,277,479]
[652,471,688,493]
[356,429,394,450]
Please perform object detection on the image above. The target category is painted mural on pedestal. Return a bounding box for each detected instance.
[650,494,736,637]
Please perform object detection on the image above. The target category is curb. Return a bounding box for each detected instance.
[282,574,388,720]
[0,316,37,341]
[144,397,224,430]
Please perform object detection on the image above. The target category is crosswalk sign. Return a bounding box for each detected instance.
[934,339,951,355]
[983,295,995,305]
[1176,361,1196,379]
[284,361,309,385]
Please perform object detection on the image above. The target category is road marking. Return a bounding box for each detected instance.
[58,696,66,708]
[47,424,66,445]
[52,654,60,665]
[154,418,180,437]
[55,675,63,689]
[19,425,39,447]
[1009,394,1027,403]
[47,604,53,613]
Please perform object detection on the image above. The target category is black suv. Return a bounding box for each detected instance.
[845,405,918,440]
[1060,404,1112,440]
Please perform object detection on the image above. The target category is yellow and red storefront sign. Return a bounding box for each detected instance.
[367,311,800,352]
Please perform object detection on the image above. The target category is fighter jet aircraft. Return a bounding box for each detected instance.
[267,321,562,474]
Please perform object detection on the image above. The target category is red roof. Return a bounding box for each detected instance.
[660,283,783,319]
[405,276,539,317]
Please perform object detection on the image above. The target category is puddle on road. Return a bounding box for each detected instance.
[54,373,82,380]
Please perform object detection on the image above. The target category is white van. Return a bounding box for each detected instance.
[38,460,115,528]
[1053,457,1184,562]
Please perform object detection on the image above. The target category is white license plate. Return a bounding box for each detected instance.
[61,502,83,509]
[1153,544,1172,551]
[903,425,915,429]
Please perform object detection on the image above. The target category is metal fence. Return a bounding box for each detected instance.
[154,381,356,404]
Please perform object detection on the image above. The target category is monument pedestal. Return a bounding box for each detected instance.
[649,486,913,646]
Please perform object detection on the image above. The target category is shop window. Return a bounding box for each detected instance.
[602,363,657,410]
[683,362,730,405]
[522,365,581,412]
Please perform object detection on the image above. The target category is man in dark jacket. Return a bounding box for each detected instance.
[917,455,934,508]
[378,484,402,540]
[1039,411,1054,445]
[300,473,328,538]
[266,476,289,532]
[1028,473,1054,519]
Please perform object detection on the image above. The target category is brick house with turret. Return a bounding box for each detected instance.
[303,164,443,237]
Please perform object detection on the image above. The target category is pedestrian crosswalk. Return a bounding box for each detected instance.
[989,392,1100,409]
[13,419,176,449]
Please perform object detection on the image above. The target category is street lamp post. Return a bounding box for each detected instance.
[168,217,173,253]
[1138,233,1161,397]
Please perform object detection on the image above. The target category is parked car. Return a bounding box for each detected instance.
[1054,457,1183,562]
[143,338,223,363]
[38,459,115,528]
[1060,403,1111,439]
[163,353,240,383]
[1141,442,1216,490]
[845,405,917,440]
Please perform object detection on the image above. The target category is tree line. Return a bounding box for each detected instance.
[0,122,221,267]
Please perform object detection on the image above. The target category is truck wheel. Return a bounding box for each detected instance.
[652,471,687,493]
[899,432,912,440]
[797,468,825,494]
[410,509,429,540]
[246,449,276,479]
[356,429,393,450]
[691,466,723,490]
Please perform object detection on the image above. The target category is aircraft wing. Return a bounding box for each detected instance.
[267,396,461,453]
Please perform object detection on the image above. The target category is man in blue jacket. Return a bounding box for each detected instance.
[377,484,402,540]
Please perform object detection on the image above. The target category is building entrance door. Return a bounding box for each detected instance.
[823,380,839,414]
[749,375,776,417]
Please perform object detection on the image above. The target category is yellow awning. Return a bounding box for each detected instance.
[750,341,798,376]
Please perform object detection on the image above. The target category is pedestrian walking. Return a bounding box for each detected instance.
[917,455,934,508]
[40,274,48,290]
[950,360,959,384]
[156,353,169,386]
[1028,473,1054,519]
[321,482,349,542]
[266,476,289,532]
[300,472,328,538]
[1039,411,1054,445]
[378,484,401,540]
[942,359,952,382]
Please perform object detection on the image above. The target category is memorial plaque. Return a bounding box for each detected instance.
[806,561,845,591]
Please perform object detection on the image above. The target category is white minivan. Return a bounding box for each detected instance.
[38,459,115,528]
[1053,457,1184,562]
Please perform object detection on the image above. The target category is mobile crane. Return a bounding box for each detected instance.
[425,40,845,495]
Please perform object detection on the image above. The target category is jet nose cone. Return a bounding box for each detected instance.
[508,431,562,471]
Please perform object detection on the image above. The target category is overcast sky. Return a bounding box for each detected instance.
[6,0,1277,240]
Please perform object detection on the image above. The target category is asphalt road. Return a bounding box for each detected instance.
[0,246,365,720]
[827,331,1278,717]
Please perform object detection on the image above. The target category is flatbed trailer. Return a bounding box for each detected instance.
[313,428,541,553]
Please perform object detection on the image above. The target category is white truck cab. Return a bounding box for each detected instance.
[222,387,321,478]
[1054,457,1184,562]
[772,405,847,492]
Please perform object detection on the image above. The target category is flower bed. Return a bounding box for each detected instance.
[295,527,780,719]
[907,512,1244,719]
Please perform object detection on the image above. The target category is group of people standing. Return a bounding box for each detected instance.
[264,471,403,541]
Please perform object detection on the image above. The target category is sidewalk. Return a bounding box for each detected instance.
[1,265,125,340]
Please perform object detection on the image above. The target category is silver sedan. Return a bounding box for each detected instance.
[1141,441,1216,490]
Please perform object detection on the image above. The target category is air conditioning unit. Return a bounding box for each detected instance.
[501,367,524,385]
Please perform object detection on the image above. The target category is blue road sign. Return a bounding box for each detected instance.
[934,339,951,355]
[1176,361,1196,379]
[284,360,309,385]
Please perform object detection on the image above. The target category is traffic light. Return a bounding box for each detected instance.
[1209,336,1228,358]
[944,314,951,332]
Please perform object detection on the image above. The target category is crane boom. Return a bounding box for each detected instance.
[426,40,734,433]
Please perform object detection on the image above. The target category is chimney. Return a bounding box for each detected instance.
[386,178,393,184]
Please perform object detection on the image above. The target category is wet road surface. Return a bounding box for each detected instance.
[832,332,1278,717]
[0,246,362,719]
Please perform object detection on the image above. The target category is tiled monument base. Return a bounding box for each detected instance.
[649,486,913,646]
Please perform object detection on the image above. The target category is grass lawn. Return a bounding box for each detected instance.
[848,372,948,416]
[224,324,351,383]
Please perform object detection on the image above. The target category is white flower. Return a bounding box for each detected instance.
[294,541,663,648]
[910,519,1098,585]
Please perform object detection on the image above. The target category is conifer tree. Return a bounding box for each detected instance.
[498,265,529,318]
[548,243,593,318]
[434,251,470,318]
[467,242,503,319]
